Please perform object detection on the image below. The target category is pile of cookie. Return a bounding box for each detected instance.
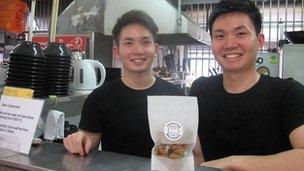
[154,144,188,159]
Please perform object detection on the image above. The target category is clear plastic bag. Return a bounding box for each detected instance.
[148,96,198,171]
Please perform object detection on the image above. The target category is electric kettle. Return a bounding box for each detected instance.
[72,59,106,90]
[71,50,84,60]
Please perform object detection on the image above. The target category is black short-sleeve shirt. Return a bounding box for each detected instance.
[190,75,304,161]
[79,77,184,157]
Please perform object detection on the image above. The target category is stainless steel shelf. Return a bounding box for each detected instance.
[40,91,90,120]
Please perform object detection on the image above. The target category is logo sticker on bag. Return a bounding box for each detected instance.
[164,121,183,141]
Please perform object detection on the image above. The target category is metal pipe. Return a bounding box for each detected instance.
[90,32,95,59]
[208,3,213,32]
[188,57,212,60]
[285,0,288,32]
[293,0,296,31]
[49,0,60,42]
[176,0,182,33]
[207,45,211,76]
[43,0,46,32]
[177,47,180,71]
[54,0,60,40]
[38,0,42,32]
[28,0,36,41]
[269,0,272,50]
[262,1,265,34]
[191,3,194,20]
[302,0,304,30]
[194,46,197,77]
[197,4,199,24]
[203,4,206,29]
[277,0,280,43]
[162,46,166,68]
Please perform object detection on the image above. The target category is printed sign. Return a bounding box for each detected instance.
[0,95,44,154]
[32,35,88,52]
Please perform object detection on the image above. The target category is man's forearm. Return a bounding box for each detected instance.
[193,137,204,166]
[230,148,304,171]
[79,129,102,149]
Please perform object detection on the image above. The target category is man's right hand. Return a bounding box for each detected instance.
[63,129,101,156]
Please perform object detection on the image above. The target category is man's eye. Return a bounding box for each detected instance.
[214,34,224,39]
[237,32,247,38]
[124,42,132,45]
[143,41,152,45]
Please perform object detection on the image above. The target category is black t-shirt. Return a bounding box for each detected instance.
[79,77,184,158]
[190,74,304,161]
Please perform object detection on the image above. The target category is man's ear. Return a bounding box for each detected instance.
[257,33,265,50]
[154,43,160,58]
[113,45,120,60]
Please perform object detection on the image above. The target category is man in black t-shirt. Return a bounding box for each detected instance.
[190,0,304,170]
[63,10,196,159]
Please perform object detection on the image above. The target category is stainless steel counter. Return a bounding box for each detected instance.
[0,142,221,171]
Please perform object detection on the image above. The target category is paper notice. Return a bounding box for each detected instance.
[0,95,44,154]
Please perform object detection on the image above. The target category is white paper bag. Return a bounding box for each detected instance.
[44,110,64,140]
[148,96,198,171]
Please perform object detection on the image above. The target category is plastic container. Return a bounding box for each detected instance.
[0,0,27,33]
[0,10,24,21]
[0,20,25,33]
[0,0,28,13]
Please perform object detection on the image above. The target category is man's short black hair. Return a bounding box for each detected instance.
[112,10,159,45]
[208,0,262,36]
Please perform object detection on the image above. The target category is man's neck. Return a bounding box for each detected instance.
[223,68,260,94]
[121,71,156,90]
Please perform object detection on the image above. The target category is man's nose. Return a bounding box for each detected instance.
[224,35,238,50]
[133,43,144,54]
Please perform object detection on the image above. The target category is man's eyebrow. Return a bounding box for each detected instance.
[212,29,224,33]
[234,25,249,31]
[142,36,153,40]
[121,37,133,41]
[121,36,152,40]
[212,25,249,33]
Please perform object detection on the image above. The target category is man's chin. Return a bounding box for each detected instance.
[124,68,151,74]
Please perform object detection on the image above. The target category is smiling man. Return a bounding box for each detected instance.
[63,10,185,158]
[190,0,304,170]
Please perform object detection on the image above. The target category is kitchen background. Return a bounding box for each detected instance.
[0,0,303,89]
[0,0,303,140]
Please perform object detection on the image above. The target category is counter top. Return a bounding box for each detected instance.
[0,142,221,171]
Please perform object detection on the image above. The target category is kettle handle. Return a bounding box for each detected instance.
[88,60,106,88]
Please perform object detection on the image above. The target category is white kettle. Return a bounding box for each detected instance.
[72,59,106,91]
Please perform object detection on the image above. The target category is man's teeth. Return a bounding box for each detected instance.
[132,58,145,62]
[225,54,240,58]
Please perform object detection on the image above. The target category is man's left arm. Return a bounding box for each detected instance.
[200,124,304,171]
[193,136,204,166]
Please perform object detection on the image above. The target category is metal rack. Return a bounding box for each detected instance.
[40,91,90,120]
[0,30,18,60]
